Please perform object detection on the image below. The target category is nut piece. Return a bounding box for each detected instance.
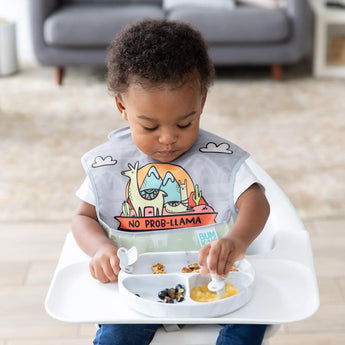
[181,263,200,273]
[151,263,166,274]
[181,267,192,273]
[188,263,200,273]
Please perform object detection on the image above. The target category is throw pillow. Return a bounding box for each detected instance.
[163,0,236,10]
[236,0,287,8]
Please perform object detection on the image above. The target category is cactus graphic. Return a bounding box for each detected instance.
[122,201,131,217]
[193,184,202,206]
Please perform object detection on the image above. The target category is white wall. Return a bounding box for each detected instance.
[0,0,36,63]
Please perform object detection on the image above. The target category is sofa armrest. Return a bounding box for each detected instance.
[284,0,313,61]
[29,0,62,62]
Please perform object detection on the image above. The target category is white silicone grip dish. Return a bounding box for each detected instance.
[117,251,255,318]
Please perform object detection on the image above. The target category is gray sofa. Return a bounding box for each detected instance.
[29,0,313,84]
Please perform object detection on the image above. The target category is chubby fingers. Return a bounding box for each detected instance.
[216,248,232,277]
[200,239,236,277]
[89,248,120,283]
[198,243,211,275]
[198,242,224,275]
[207,243,229,277]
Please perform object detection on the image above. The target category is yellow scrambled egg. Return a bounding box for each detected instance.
[190,282,238,302]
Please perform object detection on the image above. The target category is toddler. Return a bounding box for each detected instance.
[73,19,270,345]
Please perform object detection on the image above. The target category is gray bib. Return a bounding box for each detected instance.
[81,127,249,252]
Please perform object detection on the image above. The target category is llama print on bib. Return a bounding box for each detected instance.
[116,161,217,231]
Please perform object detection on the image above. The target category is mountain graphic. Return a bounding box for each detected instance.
[140,166,162,191]
[161,172,181,203]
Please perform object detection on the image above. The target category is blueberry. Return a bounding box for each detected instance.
[158,289,169,300]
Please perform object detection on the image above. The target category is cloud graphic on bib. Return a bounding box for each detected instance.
[199,142,233,154]
[92,156,117,168]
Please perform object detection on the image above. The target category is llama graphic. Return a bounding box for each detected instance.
[122,162,167,217]
[116,161,217,231]
[165,200,191,213]
[164,179,192,213]
[178,179,189,207]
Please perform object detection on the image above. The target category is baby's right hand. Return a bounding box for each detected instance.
[89,243,120,283]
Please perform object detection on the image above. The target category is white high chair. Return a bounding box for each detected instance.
[45,158,319,345]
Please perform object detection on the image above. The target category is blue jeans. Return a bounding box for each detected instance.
[216,324,267,345]
[94,323,267,345]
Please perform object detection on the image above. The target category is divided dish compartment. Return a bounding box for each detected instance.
[118,251,255,318]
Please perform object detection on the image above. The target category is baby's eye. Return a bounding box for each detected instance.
[143,126,158,131]
[178,123,191,129]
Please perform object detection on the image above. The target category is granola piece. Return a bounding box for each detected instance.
[181,267,192,273]
[188,263,200,271]
[189,263,200,272]
[181,263,200,273]
[151,263,166,274]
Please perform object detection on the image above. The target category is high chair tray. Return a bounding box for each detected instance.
[45,231,319,324]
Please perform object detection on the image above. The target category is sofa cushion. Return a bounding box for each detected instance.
[167,6,290,44]
[236,0,287,8]
[44,4,164,48]
[63,0,162,4]
[163,0,235,10]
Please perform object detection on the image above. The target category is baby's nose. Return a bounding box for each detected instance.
[158,129,177,145]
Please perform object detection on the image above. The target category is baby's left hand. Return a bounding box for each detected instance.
[198,237,245,277]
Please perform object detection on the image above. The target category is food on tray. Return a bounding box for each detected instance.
[181,263,200,273]
[191,282,238,302]
[158,284,185,303]
[181,263,237,273]
[151,263,166,274]
[151,261,238,274]
[181,267,192,273]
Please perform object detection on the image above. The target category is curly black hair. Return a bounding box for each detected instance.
[106,19,214,95]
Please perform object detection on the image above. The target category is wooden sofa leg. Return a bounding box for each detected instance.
[271,64,283,81]
[56,67,64,85]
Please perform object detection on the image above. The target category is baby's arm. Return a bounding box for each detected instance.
[199,183,270,277]
[72,201,120,283]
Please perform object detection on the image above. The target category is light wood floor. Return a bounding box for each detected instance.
[0,217,344,344]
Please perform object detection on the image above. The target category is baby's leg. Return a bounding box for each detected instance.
[94,324,161,345]
[216,324,267,345]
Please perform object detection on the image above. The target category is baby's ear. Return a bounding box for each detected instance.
[115,95,127,120]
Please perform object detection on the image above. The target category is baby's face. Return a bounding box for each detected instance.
[115,79,207,162]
